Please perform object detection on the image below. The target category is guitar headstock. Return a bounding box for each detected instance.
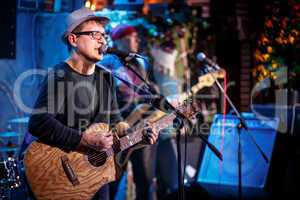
[177,69,225,118]
[191,69,225,94]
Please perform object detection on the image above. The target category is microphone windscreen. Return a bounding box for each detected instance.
[196,52,206,62]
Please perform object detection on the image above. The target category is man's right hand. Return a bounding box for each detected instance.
[79,131,113,150]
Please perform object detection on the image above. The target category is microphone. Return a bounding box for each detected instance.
[196,52,221,70]
[105,48,147,62]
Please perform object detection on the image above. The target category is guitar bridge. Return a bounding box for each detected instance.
[61,155,80,186]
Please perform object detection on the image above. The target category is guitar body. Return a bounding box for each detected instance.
[24,123,121,200]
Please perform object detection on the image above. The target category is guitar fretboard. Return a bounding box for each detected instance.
[105,112,180,157]
[105,129,142,157]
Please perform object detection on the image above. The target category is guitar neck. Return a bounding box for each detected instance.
[177,83,201,103]
[105,129,142,157]
[105,112,178,157]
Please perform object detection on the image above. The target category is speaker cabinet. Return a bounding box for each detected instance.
[197,113,279,198]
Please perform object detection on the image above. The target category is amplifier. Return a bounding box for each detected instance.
[197,113,279,198]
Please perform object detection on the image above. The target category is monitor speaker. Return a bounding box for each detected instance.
[197,113,279,199]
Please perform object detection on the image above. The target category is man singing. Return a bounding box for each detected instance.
[27,8,158,200]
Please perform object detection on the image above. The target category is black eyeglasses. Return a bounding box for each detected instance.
[73,31,108,40]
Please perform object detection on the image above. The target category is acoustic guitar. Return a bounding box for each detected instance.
[24,90,204,200]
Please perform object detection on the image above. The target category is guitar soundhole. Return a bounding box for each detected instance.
[87,150,107,167]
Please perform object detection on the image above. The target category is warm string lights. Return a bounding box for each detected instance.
[85,0,95,10]
[253,1,300,86]
[84,0,107,11]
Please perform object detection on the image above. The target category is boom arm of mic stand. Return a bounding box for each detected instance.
[206,67,269,163]
[197,131,223,161]
[122,59,189,117]
[122,60,224,161]
[99,63,224,161]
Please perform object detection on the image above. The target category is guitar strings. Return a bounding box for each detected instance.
[86,98,195,164]
[88,122,169,164]
[87,128,152,163]
[88,128,133,157]
[87,122,169,164]
[87,131,142,162]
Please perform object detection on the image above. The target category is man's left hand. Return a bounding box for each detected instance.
[142,123,158,145]
[115,121,130,137]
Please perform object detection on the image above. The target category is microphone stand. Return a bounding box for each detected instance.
[121,60,189,200]
[114,58,223,200]
[203,65,269,200]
